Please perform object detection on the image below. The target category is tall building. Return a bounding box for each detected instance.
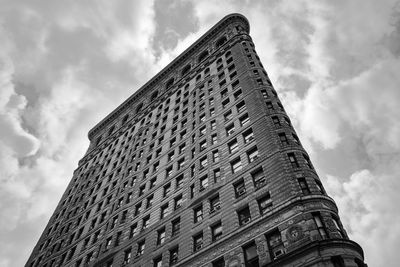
[26,14,366,267]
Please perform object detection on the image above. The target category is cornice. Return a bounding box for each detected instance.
[87,13,250,141]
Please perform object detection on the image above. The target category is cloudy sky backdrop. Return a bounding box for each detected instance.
[1,0,400,266]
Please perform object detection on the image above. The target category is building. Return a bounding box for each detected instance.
[26,14,366,267]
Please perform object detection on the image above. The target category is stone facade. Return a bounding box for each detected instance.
[26,14,366,267]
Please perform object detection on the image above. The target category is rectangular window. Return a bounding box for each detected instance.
[214,168,221,183]
[169,247,179,265]
[252,168,266,189]
[160,204,169,219]
[258,193,272,214]
[288,153,299,168]
[123,248,132,264]
[234,179,246,198]
[266,230,285,260]
[243,242,259,267]
[142,216,150,231]
[200,156,208,169]
[157,228,166,246]
[193,232,203,252]
[211,134,217,145]
[236,101,246,113]
[211,221,223,241]
[209,195,221,214]
[129,224,137,238]
[231,158,242,173]
[313,213,327,239]
[199,175,208,191]
[146,194,154,209]
[272,116,280,126]
[153,257,162,267]
[247,147,259,163]
[176,175,184,189]
[137,240,145,256]
[171,218,180,237]
[163,183,171,197]
[228,139,239,154]
[174,195,183,210]
[212,150,219,163]
[278,133,289,145]
[224,110,233,121]
[194,205,203,223]
[298,177,311,195]
[212,258,225,267]
[226,124,235,136]
[240,113,250,126]
[177,157,185,170]
[238,206,251,225]
[200,140,207,151]
[210,120,216,130]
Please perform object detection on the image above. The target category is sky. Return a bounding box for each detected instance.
[0,0,399,266]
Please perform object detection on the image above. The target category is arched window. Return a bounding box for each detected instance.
[95,136,102,146]
[136,103,143,113]
[204,68,210,76]
[166,78,174,90]
[181,64,191,76]
[196,74,201,82]
[216,58,223,65]
[151,91,159,101]
[198,50,209,63]
[216,36,227,48]
[225,51,232,57]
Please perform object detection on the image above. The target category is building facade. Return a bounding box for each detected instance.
[26,14,366,267]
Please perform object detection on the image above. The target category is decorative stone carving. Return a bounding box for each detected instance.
[226,256,241,267]
[286,224,305,243]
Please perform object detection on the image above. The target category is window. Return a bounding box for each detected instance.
[134,202,142,216]
[111,216,118,229]
[212,258,225,267]
[213,168,221,183]
[210,120,216,130]
[247,147,259,163]
[303,154,313,169]
[123,248,132,264]
[243,242,259,267]
[234,179,246,198]
[240,113,250,126]
[238,206,251,225]
[212,150,219,162]
[171,218,181,236]
[199,139,207,151]
[139,185,145,196]
[194,205,203,223]
[272,116,280,126]
[153,257,163,267]
[266,230,285,260]
[236,101,246,113]
[199,126,206,136]
[129,224,137,238]
[221,88,228,98]
[177,157,185,170]
[315,179,326,195]
[179,143,186,154]
[176,175,184,189]
[174,195,183,210]
[209,195,220,214]
[200,156,208,169]
[233,88,242,100]
[137,240,145,256]
[193,232,203,252]
[231,158,242,173]
[163,183,171,197]
[258,193,272,214]
[252,168,266,189]
[142,216,150,230]
[266,101,274,110]
[228,139,239,153]
[166,166,173,178]
[160,204,169,219]
[288,153,299,168]
[298,177,310,195]
[150,178,156,188]
[157,228,166,246]
[211,221,223,242]
[278,133,288,145]
[222,98,230,109]
[224,110,233,121]
[169,246,179,265]
[226,124,235,136]
[313,213,327,239]
[199,175,208,191]
[146,194,154,209]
